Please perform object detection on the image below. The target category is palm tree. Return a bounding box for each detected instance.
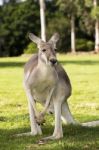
[93,0,99,53]
[71,15,76,53]
[39,0,46,41]
[57,0,76,53]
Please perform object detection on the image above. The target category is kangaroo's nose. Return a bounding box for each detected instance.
[50,58,57,65]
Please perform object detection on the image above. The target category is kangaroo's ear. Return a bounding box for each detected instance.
[29,33,41,44]
[48,33,60,49]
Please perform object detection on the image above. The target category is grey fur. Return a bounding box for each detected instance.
[23,33,76,140]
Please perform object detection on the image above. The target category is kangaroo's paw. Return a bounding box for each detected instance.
[35,113,45,125]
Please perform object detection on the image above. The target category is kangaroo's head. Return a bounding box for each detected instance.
[29,33,59,66]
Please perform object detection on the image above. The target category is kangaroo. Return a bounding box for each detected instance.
[23,33,76,140]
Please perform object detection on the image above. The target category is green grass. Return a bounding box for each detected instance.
[0,54,99,150]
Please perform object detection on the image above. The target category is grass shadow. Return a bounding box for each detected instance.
[0,60,99,68]
[0,125,99,150]
[0,62,25,68]
[60,60,99,65]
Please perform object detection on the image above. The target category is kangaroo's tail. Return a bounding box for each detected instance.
[82,120,99,127]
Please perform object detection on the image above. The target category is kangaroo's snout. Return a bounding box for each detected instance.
[50,58,57,65]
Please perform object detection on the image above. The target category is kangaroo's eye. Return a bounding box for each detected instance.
[54,48,57,51]
[42,49,46,52]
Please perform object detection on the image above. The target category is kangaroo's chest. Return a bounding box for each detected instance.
[31,65,58,102]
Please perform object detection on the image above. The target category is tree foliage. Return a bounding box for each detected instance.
[0,0,40,56]
[0,0,99,56]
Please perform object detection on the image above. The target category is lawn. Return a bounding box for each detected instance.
[0,54,99,150]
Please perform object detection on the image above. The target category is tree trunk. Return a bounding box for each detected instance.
[39,0,46,42]
[71,15,76,53]
[94,0,99,53]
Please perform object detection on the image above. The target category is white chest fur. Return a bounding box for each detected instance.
[31,64,58,103]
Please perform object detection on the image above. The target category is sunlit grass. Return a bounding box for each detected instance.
[0,54,99,150]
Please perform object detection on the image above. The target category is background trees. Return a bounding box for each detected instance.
[0,0,99,56]
[57,0,84,53]
[0,0,40,56]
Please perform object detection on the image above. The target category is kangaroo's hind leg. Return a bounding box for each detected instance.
[61,101,77,124]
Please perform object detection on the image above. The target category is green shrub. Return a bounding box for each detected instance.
[76,39,94,51]
[24,42,37,54]
[87,41,94,50]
